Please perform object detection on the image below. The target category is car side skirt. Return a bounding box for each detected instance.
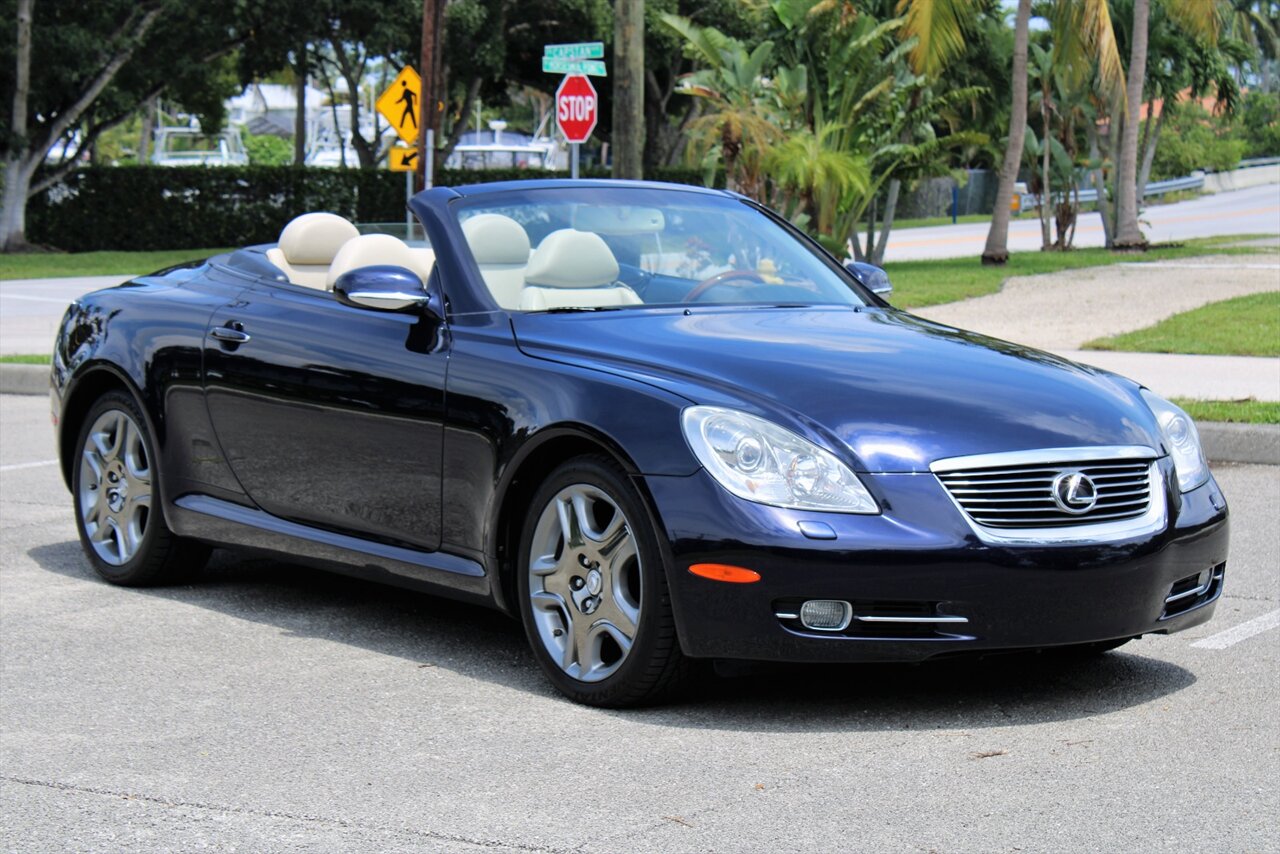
[169,494,494,607]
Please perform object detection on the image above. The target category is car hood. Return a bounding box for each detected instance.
[510,306,1162,473]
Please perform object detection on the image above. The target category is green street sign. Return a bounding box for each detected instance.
[544,42,604,60]
[541,57,608,77]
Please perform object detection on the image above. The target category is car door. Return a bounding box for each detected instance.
[202,277,447,552]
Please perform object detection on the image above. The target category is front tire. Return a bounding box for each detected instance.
[517,455,689,707]
[72,391,209,586]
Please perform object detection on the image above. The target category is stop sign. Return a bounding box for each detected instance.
[556,74,598,144]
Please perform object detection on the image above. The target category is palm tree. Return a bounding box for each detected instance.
[896,0,982,75]
[981,0,1032,265]
[765,121,870,234]
[982,0,1125,263]
[663,17,783,196]
[1113,0,1219,249]
[1224,0,1279,84]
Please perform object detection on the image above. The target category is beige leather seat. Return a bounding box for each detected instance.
[520,229,642,311]
[325,234,436,290]
[461,214,531,309]
[266,213,359,289]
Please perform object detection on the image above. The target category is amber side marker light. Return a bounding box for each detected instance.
[689,563,761,583]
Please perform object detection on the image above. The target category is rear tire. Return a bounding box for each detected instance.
[517,454,690,707]
[72,391,209,586]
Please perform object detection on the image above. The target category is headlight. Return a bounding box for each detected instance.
[681,406,879,514]
[1140,390,1208,492]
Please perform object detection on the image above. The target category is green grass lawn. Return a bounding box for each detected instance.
[1084,292,1280,357]
[0,354,51,364]
[885,236,1274,309]
[1174,398,1280,425]
[0,248,232,281]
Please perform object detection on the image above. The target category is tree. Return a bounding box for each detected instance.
[640,0,756,173]
[668,2,983,262]
[982,0,1125,263]
[613,0,644,177]
[1,0,276,251]
[433,0,611,162]
[1112,0,1218,249]
[980,0,1031,265]
[663,17,783,195]
[233,0,333,167]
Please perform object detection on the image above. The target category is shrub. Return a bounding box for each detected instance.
[1239,91,1280,159]
[1151,104,1248,180]
[244,133,294,166]
[28,165,713,251]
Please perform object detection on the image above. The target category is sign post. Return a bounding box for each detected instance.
[376,66,424,237]
[543,43,605,177]
[555,74,598,179]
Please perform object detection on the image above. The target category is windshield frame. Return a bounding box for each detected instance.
[445,184,878,315]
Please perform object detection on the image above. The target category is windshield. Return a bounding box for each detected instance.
[453,186,867,312]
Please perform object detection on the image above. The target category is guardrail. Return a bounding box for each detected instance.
[1018,173,1205,211]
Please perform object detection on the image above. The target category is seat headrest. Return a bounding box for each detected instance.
[462,214,531,266]
[327,234,426,289]
[524,229,620,289]
[278,213,359,266]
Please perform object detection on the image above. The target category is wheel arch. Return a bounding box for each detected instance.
[58,364,153,492]
[490,425,668,617]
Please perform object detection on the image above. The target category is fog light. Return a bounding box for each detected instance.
[800,599,852,631]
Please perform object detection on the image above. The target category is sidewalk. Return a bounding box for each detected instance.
[915,255,1280,402]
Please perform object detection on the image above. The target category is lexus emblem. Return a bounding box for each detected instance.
[1052,472,1098,514]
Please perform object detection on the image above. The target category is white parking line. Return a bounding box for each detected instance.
[0,459,58,473]
[1191,608,1280,650]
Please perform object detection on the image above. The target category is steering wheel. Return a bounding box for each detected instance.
[682,270,767,303]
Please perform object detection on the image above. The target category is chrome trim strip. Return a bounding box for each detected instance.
[930,445,1158,473]
[774,611,800,620]
[1165,572,1219,604]
[854,615,969,624]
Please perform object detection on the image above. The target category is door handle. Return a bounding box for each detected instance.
[210,326,251,344]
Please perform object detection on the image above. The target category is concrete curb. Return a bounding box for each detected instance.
[0,363,49,396]
[3,362,1276,465]
[1198,422,1280,466]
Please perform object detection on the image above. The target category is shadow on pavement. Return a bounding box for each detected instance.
[31,540,1197,732]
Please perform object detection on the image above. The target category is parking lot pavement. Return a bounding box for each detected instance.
[1,392,1276,853]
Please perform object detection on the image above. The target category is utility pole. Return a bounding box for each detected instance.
[418,0,443,191]
[612,0,644,179]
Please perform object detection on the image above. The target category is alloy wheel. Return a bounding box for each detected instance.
[526,483,643,682]
[78,409,152,566]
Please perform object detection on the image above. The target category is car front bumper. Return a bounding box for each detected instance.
[644,462,1229,662]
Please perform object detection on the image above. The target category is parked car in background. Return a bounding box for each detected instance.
[151,126,249,167]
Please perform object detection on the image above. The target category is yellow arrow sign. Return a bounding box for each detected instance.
[388,145,418,172]
[376,66,423,145]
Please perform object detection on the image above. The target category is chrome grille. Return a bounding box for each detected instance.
[935,458,1154,529]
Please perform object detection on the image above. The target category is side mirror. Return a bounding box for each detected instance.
[843,260,893,299]
[333,265,437,316]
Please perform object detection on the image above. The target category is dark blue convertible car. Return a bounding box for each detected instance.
[52,180,1229,706]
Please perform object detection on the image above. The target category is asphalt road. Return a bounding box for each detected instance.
[884,184,1280,260]
[1,392,1277,853]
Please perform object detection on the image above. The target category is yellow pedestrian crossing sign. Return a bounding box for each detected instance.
[388,145,418,172]
[376,66,422,145]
